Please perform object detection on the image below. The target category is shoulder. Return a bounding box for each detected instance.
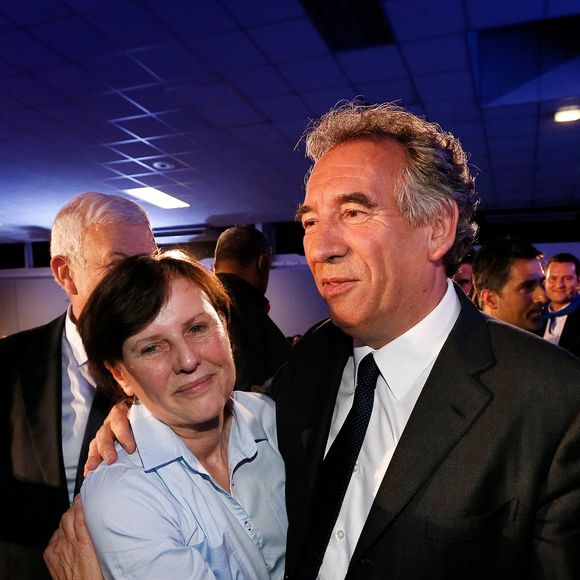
[231,391,277,435]
[81,448,177,526]
[482,315,580,401]
[0,314,65,360]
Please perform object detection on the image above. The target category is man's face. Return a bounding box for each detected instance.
[298,139,451,349]
[70,222,156,319]
[545,261,579,309]
[493,258,546,331]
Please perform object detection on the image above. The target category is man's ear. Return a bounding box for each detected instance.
[479,288,499,311]
[427,203,459,263]
[104,361,135,397]
[257,253,270,275]
[50,256,78,296]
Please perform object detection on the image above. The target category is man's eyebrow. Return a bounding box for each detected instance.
[295,193,377,221]
[295,204,310,221]
[338,192,377,208]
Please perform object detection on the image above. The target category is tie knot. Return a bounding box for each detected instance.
[357,353,380,391]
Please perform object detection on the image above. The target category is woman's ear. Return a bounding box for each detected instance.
[427,203,459,263]
[104,361,135,397]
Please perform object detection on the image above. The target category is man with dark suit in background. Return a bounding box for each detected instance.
[213,225,290,390]
[47,103,580,580]
[0,192,156,578]
[543,252,580,357]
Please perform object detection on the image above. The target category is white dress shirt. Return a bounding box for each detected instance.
[61,309,96,502]
[543,307,567,346]
[318,280,461,579]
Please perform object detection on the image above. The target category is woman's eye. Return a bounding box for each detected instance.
[140,344,159,356]
[188,324,207,335]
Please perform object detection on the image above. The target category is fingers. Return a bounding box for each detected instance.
[108,399,136,454]
[84,400,135,474]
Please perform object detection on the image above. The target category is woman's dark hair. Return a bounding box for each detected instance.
[78,250,231,401]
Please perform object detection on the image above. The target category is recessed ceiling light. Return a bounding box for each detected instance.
[124,187,189,209]
[152,161,175,170]
[554,107,580,123]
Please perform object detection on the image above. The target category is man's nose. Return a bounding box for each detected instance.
[533,284,547,304]
[304,220,348,264]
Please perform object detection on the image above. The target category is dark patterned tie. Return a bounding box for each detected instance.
[300,352,380,578]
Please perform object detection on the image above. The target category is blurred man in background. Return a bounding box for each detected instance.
[213,225,290,390]
[473,237,547,332]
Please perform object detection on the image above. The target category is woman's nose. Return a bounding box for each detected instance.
[173,341,199,373]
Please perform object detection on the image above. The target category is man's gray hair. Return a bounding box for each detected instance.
[304,101,479,271]
[50,192,153,267]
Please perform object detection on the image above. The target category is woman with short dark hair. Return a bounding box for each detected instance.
[77,250,286,579]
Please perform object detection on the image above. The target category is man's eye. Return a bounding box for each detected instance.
[302,218,316,230]
[343,208,369,221]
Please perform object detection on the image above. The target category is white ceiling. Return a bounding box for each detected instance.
[0,0,579,246]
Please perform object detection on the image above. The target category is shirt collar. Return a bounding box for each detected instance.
[64,306,88,367]
[130,394,266,473]
[353,279,460,400]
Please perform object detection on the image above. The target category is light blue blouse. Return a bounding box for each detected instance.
[81,392,287,580]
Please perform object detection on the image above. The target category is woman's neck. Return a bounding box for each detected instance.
[173,408,233,492]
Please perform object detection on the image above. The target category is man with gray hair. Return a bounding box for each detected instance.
[0,192,156,578]
[50,103,580,580]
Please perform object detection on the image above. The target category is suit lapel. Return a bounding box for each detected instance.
[13,314,66,488]
[74,387,112,495]
[351,292,496,565]
[278,320,352,572]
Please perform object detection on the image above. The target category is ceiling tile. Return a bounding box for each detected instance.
[223,0,305,27]
[355,78,417,105]
[85,3,173,48]
[190,30,268,72]
[301,86,358,116]
[249,18,328,62]
[401,34,469,75]
[415,70,475,102]
[253,93,312,122]
[279,55,348,91]
[385,0,465,41]
[224,66,293,99]
[465,0,544,29]
[195,99,264,127]
[337,45,407,83]
[0,1,71,25]
[0,30,66,71]
[145,0,238,37]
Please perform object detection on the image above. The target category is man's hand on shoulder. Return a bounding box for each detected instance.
[84,399,135,475]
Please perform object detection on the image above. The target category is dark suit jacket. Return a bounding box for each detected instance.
[273,290,580,579]
[555,306,580,358]
[0,314,111,578]
[218,273,291,391]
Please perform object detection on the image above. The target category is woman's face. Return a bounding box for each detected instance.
[110,276,235,434]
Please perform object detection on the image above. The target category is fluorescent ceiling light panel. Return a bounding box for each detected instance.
[554,107,580,123]
[124,187,189,209]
